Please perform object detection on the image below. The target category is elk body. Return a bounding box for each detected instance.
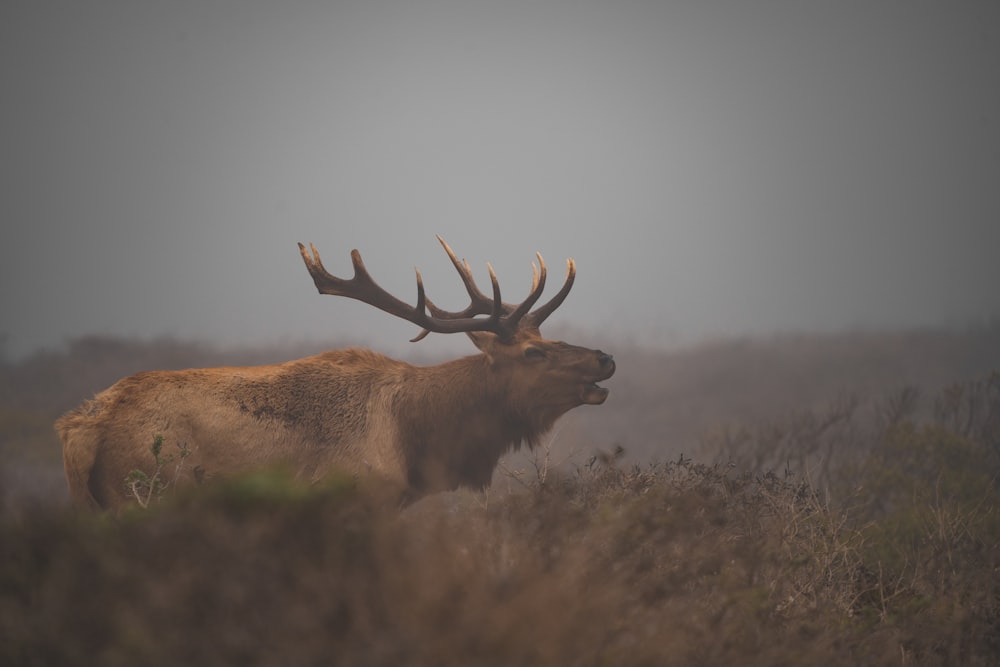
[56,237,615,510]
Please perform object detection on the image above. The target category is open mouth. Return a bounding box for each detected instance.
[582,382,610,404]
[582,360,615,405]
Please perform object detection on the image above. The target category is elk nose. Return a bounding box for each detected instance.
[598,352,615,367]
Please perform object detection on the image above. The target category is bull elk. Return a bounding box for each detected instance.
[56,236,615,510]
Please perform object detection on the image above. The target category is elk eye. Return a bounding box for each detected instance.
[524,346,546,360]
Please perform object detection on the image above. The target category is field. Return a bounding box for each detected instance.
[2,326,999,665]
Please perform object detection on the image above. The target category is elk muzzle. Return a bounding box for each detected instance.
[582,351,616,405]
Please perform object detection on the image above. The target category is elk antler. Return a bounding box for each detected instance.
[298,236,576,342]
[417,236,576,340]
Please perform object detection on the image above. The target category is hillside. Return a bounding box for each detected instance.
[2,326,999,664]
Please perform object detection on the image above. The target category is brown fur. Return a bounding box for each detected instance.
[55,329,615,510]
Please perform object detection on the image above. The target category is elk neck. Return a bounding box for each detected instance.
[394,353,552,492]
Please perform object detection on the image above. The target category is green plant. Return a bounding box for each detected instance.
[124,434,191,508]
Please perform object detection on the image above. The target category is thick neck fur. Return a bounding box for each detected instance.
[394,353,556,493]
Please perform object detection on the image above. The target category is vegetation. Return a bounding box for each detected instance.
[1,330,999,664]
[124,435,192,508]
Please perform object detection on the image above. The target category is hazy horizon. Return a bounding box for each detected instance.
[3,1,998,361]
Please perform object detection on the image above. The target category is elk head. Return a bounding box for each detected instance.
[297,236,615,418]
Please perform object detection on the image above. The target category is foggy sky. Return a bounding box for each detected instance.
[2,1,998,360]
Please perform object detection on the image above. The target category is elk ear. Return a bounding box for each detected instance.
[466,331,500,359]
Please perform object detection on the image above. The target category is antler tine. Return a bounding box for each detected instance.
[506,252,548,325]
[524,257,576,328]
[414,268,428,315]
[433,235,495,314]
[408,268,432,342]
[485,263,503,322]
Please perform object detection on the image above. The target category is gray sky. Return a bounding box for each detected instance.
[2,1,998,360]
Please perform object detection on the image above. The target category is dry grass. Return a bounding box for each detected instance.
[3,443,998,666]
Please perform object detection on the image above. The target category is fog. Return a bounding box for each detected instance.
[2,1,998,360]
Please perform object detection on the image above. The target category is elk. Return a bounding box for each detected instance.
[56,236,615,510]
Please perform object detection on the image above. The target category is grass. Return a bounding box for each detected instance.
[3,430,999,665]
